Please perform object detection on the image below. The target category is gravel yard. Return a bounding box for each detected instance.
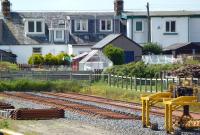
[1,93,199,135]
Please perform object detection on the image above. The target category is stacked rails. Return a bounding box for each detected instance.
[10,108,64,120]
[0,102,15,109]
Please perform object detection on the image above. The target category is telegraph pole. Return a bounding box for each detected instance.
[146,2,151,43]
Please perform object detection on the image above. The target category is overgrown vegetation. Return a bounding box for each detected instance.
[0,79,84,93]
[28,52,72,66]
[105,61,181,78]
[143,42,162,55]
[0,120,9,129]
[103,44,124,65]
[0,62,19,71]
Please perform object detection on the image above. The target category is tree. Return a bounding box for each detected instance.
[56,52,70,65]
[143,42,162,55]
[103,44,124,65]
[28,54,44,65]
[44,53,58,65]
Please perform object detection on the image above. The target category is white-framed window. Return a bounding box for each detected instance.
[25,19,45,35]
[135,21,143,32]
[100,19,113,31]
[32,47,42,54]
[75,19,88,32]
[165,21,176,33]
[54,29,64,42]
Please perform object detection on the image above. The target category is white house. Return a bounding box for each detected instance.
[124,11,200,47]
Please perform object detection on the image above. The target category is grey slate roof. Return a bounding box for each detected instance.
[163,42,200,51]
[124,10,200,17]
[0,11,117,45]
[92,34,121,49]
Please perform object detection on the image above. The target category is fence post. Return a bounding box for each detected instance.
[150,78,152,92]
[108,74,111,86]
[122,76,124,89]
[126,76,128,89]
[46,72,48,81]
[130,77,133,90]
[155,77,158,92]
[117,75,119,88]
[161,77,163,92]
[70,72,72,80]
[166,78,169,90]
[140,78,142,92]
[135,77,137,91]
[145,78,147,92]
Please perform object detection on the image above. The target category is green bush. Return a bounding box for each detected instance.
[103,44,124,65]
[143,42,162,55]
[105,61,181,78]
[0,120,9,129]
[56,52,70,65]
[44,53,58,65]
[28,54,44,65]
[0,62,19,71]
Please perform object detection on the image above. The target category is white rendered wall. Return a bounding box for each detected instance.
[189,18,200,42]
[0,45,68,64]
[69,45,91,55]
[151,17,189,47]
[127,19,133,39]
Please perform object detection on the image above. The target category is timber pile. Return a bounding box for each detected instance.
[172,65,200,78]
[10,108,65,120]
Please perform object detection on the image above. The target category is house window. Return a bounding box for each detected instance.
[100,19,112,31]
[75,20,88,32]
[166,21,176,32]
[54,30,64,41]
[28,21,34,32]
[136,21,143,32]
[32,48,42,54]
[26,20,44,35]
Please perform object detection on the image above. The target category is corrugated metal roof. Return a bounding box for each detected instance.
[79,50,98,63]
[72,52,88,60]
[92,34,121,49]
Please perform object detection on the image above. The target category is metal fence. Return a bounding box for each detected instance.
[0,71,108,83]
[108,74,200,92]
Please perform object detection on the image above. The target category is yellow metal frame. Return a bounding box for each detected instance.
[0,129,24,135]
[141,92,172,127]
[163,96,200,133]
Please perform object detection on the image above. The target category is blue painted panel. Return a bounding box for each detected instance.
[124,51,134,63]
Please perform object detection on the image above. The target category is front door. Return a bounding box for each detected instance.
[124,51,134,63]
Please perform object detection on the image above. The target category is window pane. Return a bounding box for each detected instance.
[56,30,63,39]
[82,20,87,31]
[36,21,42,32]
[171,21,176,32]
[33,48,41,54]
[101,20,106,30]
[107,20,112,30]
[28,21,34,32]
[166,21,170,32]
[136,21,142,31]
[76,20,81,31]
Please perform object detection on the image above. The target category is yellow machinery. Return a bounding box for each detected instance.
[141,79,200,134]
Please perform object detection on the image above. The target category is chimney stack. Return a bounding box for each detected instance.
[114,0,124,16]
[1,0,11,19]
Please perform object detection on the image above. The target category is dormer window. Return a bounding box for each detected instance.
[54,29,65,42]
[75,19,88,32]
[25,19,45,35]
[100,19,112,31]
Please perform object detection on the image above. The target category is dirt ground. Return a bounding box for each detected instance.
[9,119,116,135]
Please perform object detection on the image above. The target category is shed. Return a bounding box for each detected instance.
[0,49,17,63]
[163,42,200,57]
[92,34,142,63]
[72,52,88,71]
[79,50,113,71]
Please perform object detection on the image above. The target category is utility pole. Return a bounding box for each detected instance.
[146,2,151,43]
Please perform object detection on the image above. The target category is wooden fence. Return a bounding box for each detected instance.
[108,74,200,92]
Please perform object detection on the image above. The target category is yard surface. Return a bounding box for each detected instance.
[8,119,114,135]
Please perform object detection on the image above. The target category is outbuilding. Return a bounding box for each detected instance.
[92,34,142,63]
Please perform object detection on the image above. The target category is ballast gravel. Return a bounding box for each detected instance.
[1,92,199,135]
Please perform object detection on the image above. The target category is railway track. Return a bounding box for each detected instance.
[0,92,141,120]
[42,92,200,119]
